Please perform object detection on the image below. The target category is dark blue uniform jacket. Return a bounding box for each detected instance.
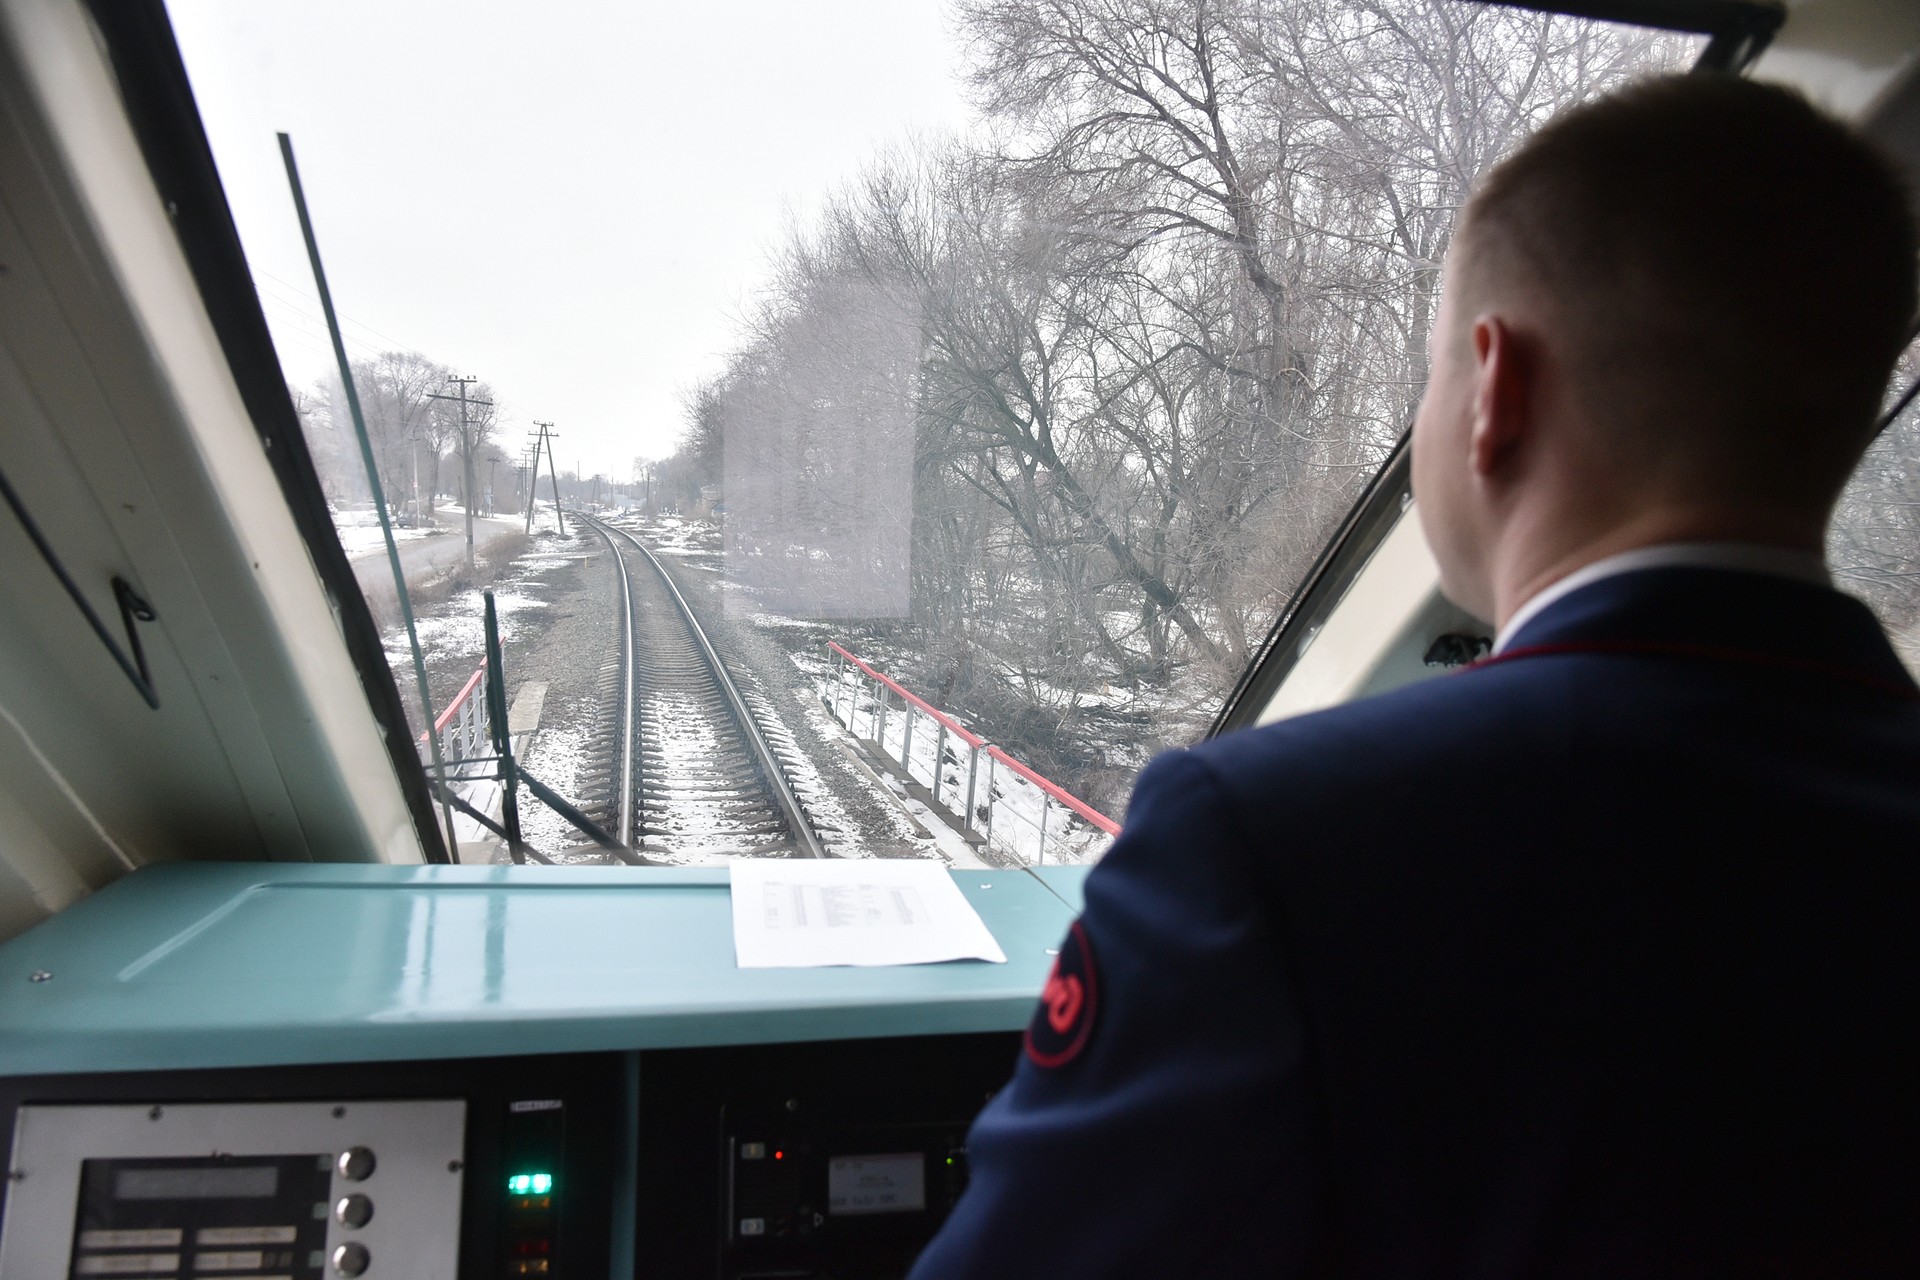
[909,566,1920,1278]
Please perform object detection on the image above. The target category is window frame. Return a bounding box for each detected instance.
[79,0,452,861]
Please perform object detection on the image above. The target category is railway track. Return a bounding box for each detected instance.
[573,513,825,860]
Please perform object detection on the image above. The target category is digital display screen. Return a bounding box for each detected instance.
[827,1153,926,1216]
[70,1156,331,1280]
[114,1165,278,1200]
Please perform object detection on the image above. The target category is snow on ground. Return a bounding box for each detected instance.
[787,695,931,858]
[820,664,1109,866]
[517,719,595,863]
[384,588,549,671]
[610,510,1120,864]
[331,506,439,555]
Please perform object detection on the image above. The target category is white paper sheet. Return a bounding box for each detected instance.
[729,860,1009,968]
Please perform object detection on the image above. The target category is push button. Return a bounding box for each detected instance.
[330,1241,370,1276]
[334,1194,374,1228]
[336,1147,376,1181]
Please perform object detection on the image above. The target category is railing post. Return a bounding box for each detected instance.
[982,752,996,851]
[932,724,947,807]
[901,703,915,780]
[964,743,981,833]
[876,685,888,756]
[829,646,843,723]
[1035,798,1048,866]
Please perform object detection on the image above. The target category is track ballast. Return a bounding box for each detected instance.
[573,513,824,861]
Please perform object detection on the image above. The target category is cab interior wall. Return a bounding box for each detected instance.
[0,0,424,945]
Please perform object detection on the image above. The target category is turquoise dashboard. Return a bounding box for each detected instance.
[0,863,1090,1076]
[0,863,1091,1277]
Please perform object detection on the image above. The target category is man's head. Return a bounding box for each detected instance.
[1413,72,1917,624]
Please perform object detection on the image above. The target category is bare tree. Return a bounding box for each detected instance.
[651,0,1692,810]
[348,350,451,521]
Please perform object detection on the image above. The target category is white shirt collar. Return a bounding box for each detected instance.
[1492,541,1831,654]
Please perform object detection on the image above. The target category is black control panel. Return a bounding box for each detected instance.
[0,1032,1021,1279]
[638,1032,1021,1279]
[723,1117,973,1271]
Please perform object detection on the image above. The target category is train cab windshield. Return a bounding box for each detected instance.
[155,0,1823,869]
[5,2,1920,1278]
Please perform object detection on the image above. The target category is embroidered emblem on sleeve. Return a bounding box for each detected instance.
[1025,921,1098,1068]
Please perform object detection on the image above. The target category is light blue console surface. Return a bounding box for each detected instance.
[0,864,1091,1077]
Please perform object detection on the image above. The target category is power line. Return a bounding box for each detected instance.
[257,268,420,351]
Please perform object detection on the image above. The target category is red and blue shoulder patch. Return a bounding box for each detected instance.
[1025,921,1099,1069]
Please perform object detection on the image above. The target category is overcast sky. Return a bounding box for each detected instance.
[166,0,975,483]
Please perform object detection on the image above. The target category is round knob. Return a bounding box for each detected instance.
[334,1194,374,1228]
[336,1147,376,1181]
[330,1241,370,1276]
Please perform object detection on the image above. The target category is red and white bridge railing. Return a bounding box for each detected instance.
[420,659,490,768]
[825,643,1119,865]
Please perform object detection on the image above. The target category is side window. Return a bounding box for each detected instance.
[1831,348,1920,677]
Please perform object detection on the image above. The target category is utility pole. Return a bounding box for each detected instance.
[486,457,498,516]
[534,421,565,535]
[427,375,492,570]
[523,440,540,534]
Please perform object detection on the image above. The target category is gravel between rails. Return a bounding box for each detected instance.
[602,513,934,861]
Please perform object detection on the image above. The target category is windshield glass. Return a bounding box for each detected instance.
[169,0,1699,866]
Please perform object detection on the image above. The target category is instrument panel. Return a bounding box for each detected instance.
[1,1100,464,1278]
[0,1034,1019,1279]
[0,1055,618,1280]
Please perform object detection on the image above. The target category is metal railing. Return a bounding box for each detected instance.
[421,659,489,771]
[825,643,1119,865]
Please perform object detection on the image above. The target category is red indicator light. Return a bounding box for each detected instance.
[774,1150,784,1160]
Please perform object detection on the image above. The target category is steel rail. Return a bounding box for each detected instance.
[581,519,639,846]
[579,513,826,858]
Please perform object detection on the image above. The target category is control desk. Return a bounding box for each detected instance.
[0,864,1088,1279]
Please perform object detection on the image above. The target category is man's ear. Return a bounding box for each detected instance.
[1467,314,1530,479]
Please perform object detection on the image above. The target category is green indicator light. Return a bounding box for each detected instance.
[508,1172,554,1196]
[532,1173,554,1195]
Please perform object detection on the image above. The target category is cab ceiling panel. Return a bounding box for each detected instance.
[0,0,427,941]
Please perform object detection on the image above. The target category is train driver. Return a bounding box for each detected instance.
[909,72,1920,1276]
